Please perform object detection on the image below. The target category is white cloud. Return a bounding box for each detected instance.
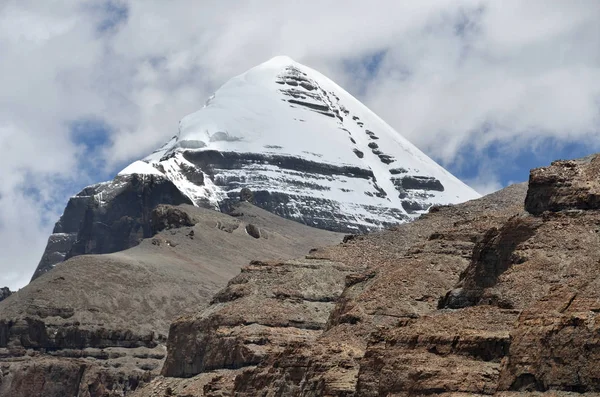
[363,1,600,166]
[0,0,599,288]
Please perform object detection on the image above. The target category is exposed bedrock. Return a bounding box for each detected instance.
[0,318,159,350]
[0,287,11,303]
[393,175,445,192]
[525,155,600,214]
[220,190,409,233]
[140,184,528,396]
[161,258,355,379]
[3,203,343,397]
[182,150,419,233]
[150,205,196,233]
[356,158,600,395]
[32,174,192,280]
[0,356,153,397]
[144,155,600,396]
[498,284,600,392]
[182,150,374,180]
[439,215,541,309]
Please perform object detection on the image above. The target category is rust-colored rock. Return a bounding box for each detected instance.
[161,258,356,378]
[142,155,600,396]
[146,183,527,396]
[11,153,600,396]
[525,155,600,214]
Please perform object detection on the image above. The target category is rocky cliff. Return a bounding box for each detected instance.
[33,174,192,280]
[133,154,600,396]
[5,153,600,396]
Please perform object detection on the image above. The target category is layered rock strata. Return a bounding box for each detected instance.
[142,155,600,396]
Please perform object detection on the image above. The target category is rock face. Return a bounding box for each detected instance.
[0,203,342,397]
[9,152,600,396]
[525,155,600,214]
[150,205,196,233]
[134,154,600,396]
[145,183,522,397]
[0,287,11,302]
[162,257,354,379]
[32,174,192,281]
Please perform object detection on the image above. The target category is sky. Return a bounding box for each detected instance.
[1,0,599,289]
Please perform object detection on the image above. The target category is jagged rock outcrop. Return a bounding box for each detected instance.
[525,155,600,214]
[151,205,196,233]
[357,156,600,395]
[1,356,153,397]
[32,174,193,281]
[162,257,356,380]
[439,215,542,309]
[136,154,600,396]
[11,152,600,396]
[136,183,525,396]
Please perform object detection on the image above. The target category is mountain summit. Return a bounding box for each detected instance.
[134,56,479,226]
[33,56,479,279]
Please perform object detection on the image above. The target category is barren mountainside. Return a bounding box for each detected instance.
[134,154,600,396]
[3,152,600,396]
[0,203,343,396]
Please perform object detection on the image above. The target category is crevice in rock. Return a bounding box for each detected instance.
[440,216,540,309]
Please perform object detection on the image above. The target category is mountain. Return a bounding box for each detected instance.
[1,56,488,396]
[32,174,193,280]
[140,55,479,225]
[32,56,479,280]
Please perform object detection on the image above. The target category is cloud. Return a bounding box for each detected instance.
[1,0,599,289]
[362,1,600,166]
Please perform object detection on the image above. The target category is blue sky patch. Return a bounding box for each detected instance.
[69,118,114,183]
[70,118,111,151]
[448,137,597,189]
[342,50,389,97]
[344,50,387,80]
[95,1,129,33]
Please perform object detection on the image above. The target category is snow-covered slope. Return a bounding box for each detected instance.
[121,55,479,231]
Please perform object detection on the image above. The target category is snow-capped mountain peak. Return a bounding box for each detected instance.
[122,56,479,231]
[34,56,480,279]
